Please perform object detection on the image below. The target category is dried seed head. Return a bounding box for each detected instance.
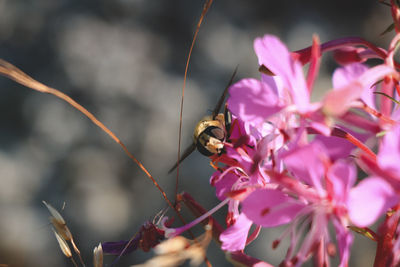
[93,243,103,267]
[43,201,85,267]
[43,201,73,241]
[53,230,72,258]
[154,236,189,255]
[43,201,65,224]
[131,222,213,267]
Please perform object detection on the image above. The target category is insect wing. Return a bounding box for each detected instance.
[168,142,196,174]
[211,66,238,119]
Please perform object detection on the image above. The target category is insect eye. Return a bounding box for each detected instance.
[207,126,225,141]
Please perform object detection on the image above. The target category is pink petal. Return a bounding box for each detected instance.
[323,65,395,116]
[332,63,368,89]
[261,74,294,108]
[323,81,363,116]
[391,107,400,121]
[260,73,281,97]
[228,78,281,126]
[254,35,310,113]
[314,127,368,161]
[332,63,375,109]
[242,189,305,227]
[220,213,252,251]
[211,171,238,201]
[314,135,352,160]
[348,177,399,227]
[327,160,356,204]
[332,218,353,267]
[282,142,327,194]
[378,124,400,174]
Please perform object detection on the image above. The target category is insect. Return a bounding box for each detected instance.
[168,67,237,174]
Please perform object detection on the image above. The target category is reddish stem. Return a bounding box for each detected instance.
[294,37,400,70]
[339,112,381,134]
[374,205,400,267]
[358,100,396,126]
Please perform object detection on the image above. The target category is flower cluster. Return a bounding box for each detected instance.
[200,12,400,267]
[100,2,400,267]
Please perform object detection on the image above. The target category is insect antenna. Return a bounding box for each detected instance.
[174,0,213,202]
[211,65,238,119]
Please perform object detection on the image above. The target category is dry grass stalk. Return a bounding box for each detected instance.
[0,59,174,211]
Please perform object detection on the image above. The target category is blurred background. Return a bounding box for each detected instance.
[0,0,393,266]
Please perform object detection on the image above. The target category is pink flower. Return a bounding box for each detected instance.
[228,35,320,131]
[212,32,400,266]
[239,141,398,266]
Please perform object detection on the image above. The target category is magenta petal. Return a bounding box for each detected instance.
[228,78,281,126]
[332,218,353,267]
[314,127,368,161]
[282,142,326,193]
[242,189,305,227]
[332,63,375,109]
[348,177,399,227]
[314,135,353,161]
[378,124,400,174]
[323,65,395,116]
[213,171,238,201]
[254,35,310,113]
[220,213,252,251]
[332,63,368,88]
[327,160,356,203]
[260,73,281,97]
[323,83,362,116]
[391,107,400,121]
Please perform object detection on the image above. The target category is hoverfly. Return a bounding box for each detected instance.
[168,67,237,173]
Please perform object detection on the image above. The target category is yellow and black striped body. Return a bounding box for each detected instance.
[193,113,227,156]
